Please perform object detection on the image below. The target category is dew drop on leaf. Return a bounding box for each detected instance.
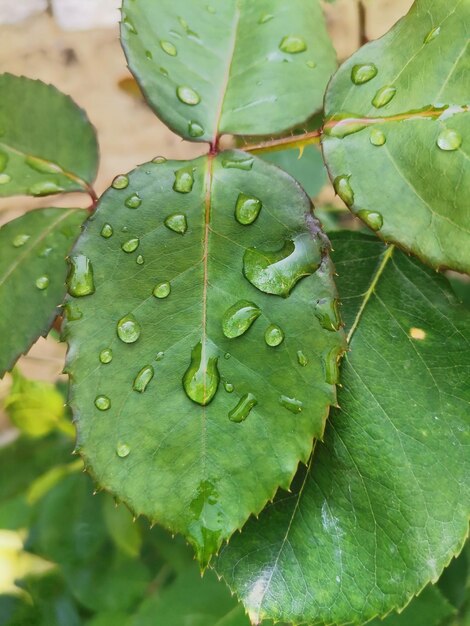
[224,382,234,393]
[264,324,284,347]
[221,156,254,170]
[160,67,169,77]
[176,85,201,105]
[357,209,383,231]
[133,365,154,393]
[136,254,144,265]
[64,303,82,321]
[314,298,342,331]
[125,193,141,209]
[122,238,140,253]
[306,60,316,69]
[280,395,303,413]
[229,393,257,423]
[112,175,129,190]
[424,26,441,43]
[160,40,177,56]
[369,128,386,146]
[188,121,204,137]
[152,156,167,164]
[116,443,130,458]
[297,350,308,367]
[117,314,141,343]
[259,13,274,24]
[100,223,113,238]
[351,63,378,85]
[29,181,64,196]
[99,348,113,364]
[183,342,220,406]
[333,175,354,206]
[372,85,397,108]
[222,300,261,338]
[123,17,137,34]
[155,351,165,361]
[95,395,111,411]
[164,213,188,234]
[12,234,30,248]
[35,275,49,290]
[235,193,262,225]
[153,281,171,298]
[437,129,462,151]
[173,167,194,193]
[324,348,340,384]
[279,35,307,54]
[67,254,95,297]
[145,50,153,60]
[0,174,11,185]
[25,155,63,175]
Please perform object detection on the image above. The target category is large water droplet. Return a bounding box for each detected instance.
[25,155,63,175]
[0,174,11,185]
[183,342,220,406]
[235,194,262,225]
[333,175,354,206]
[152,156,167,164]
[160,40,177,56]
[280,395,303,413]
[117,314,141,343]
[35,275,49,290]
[125,193,141,209]
[95,395,111,410]
[153,281,171,298]
[264,324,284,347]
[100,223,113,238]
[12,234,30,248]
[67,254,95,297]
[229,393,257,423]
[221,156,254,170]
[297,350,308,367]
[112,175,129,190]
[222,300,261,338]
[351,63,378,85]
[372,85,396,108]
[99,348,113,364]
[188,479,222,567]
[357,209,383,231]
[164,213,187,234]
[370,128,386,146]
[176,86,200,105]
[424,26,441,44]
[173,167,194,193]
[133,365,154,392]
[324,348,340,384]
[122,238,140,253]
[29,181,64,196]
[437,129,462,151]
[279,35,307,54]
[243,233,321,297]
[116,443,130,457]
[314,298,341,331]
[224,382,234,393]
[188,121,204,137]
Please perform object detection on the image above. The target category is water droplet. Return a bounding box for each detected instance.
[188,121,204,137]
[424,26,441,44]
[123,17,137,34]
[173,167,194,193]
[206,4,216,13]
[112,175,129,190]
[133,365,154,392]
[25,155,63,174]
[264,324,284,347]
[145,50,153,60]
[67,254,95,297]
[324,115,367,139]
[333,175,354,206]
[116,443,130,457]
[12,234,30,247]
[99,349,113,364]
[160,67,169,77]
[357,209,383,231]
[155,351,165,361]
[372,85,396,108]
[153,281,171,298]
[122,238,140,253]
[136,254,144,265]
[29,181,64,196]
[125,193,141,209]
[221,155,254,170]
[351,63,378,85]
[176,86,200,106]
[306,60,316,69]
[324,348,340,384]
[235,193,262,225]
[0,151,8,172]
[229,393,257,423]
[183,342,220,406]
[437,128,462,151]
[178,17,199,39]
[95,395,111,410]
[224,382,234,393]
[370,128,386,146]
[99,223,113,239]
[222,300,261,338]
[280,395,303,413]
[297,350,308,367]
[64,302,82,321]
[117,314,141,343]
[35,275,49,290]
[224,352,231,360]
[259,13,274,24]
[243,233,321,297]
[152,156,167,164]
[0,174,11,185]
[188,479,222,566]
[38,246,52,258]
[279,35,307,54]
[314,298,341,331]
[160,40,177,56]
[164,213,188,234]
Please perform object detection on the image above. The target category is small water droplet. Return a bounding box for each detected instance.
[176,85,200,105]
[372,85,396,109]
[369,128,386,146]
[314,298,341,331]
[133,365,154,392]
[95,395,111,410]
[64,303,82,321]
[67,254,95,297]
[178,17,199,39]
[112,175,129,190]
[164,213,188,234]
[116,443,130,457]
[160,67,169,77]
[101,223,113,238]
[224,382,234,393]
[280,395,303,413]
[99,349,113,364]
[153,281,171,298]
[297,350,308,367]
[145,50,153,60]
[136,254,144,265]
[221,155,254,170]
[155,351,165,361]
[351,63,378,85]
[229,393,257,423]
[264,324,284,347]
[123,17,137,34]
[279,35,307,54]
[235,193,262,225]
[306,60,316,69]
[224,352,231,360]
[333,175,354,206]
[183,342,220,406]
[188,121,204,137]
[12,234,30,248]
[25,155,63,175]
[152,156,167,164]
[0,174,11,185]
[38,246,53,258]
[125,193,141,209]
[29,181,64,196]
[122,238,140,253]
[222,300,261,338]
[173,167,194,193]
[437,128,462,151]
[259,13,274,24]
[117,314,141,343]
[357,209,383,231]
[0,151,8,172]
[160,40,177,56]
[35,275,49,290]
[424,26,441,44]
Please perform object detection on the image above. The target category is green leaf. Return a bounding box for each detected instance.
[438,542,470,611]
[216,233,470,625]
[260,146,327,198]
[0,74,98,197]
[102,496,142,557]
[121,0,336,142]
[0,207,86,377]
[368,585,456,626]
[322,0,470,273]
[63,151,345,565]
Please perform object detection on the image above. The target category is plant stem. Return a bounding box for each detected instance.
[243,129,322,154]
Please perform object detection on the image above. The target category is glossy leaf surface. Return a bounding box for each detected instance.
[64,151,345,565]
[216,233,470,625]
[0,208,86,377]
[322,0,470,273]
[0,74,98,197]
[121,0,336,142]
